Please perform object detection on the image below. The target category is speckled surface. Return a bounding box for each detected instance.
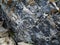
[0,0,60,45]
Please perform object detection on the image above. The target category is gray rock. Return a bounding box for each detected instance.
[0,0,60,45]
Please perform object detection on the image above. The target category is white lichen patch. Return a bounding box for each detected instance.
[0,37,15,45]
[0,26,15,45]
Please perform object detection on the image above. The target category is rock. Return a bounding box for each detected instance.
[0,0,60,45]
[18,42,32,45]
[0,27,7,33]
[0,37,15,45]
[0,26,15,45]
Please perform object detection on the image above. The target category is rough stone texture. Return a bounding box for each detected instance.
[0,26,15,45]
[0,0,60,45]
[18,42,32,45]
[0,37,15,45]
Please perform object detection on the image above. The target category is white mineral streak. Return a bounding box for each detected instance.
[18,42,32,45]
[23,6,34,14]
[52,2,59,10]
[43,13,48,18]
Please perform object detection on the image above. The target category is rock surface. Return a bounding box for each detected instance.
[0,26,15,45]
[0,0,60,45]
